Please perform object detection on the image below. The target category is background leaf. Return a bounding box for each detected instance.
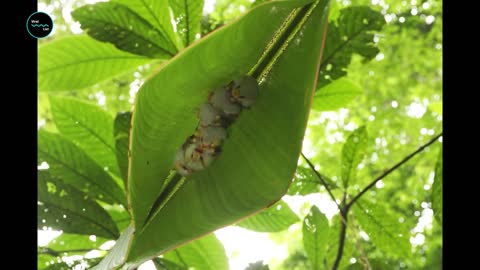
[126,0,330,264]
[38,171,119,239]
[432,147,442,225]
[313,78,363,111]
[38,35,151,91]
[236,200,299,232]
[354,200,411,258]
[341,126,368,188]
[38,130,126,206]
[114,0,180,50]
[72,2,177,58]
[163,234,228,270]
[288,166,337,196]
[169,0,205,46]
[114,112,132,185]
[49,95,120,178]
[317,6,385,88]
[302,206,330,270]
[46,233,109,254]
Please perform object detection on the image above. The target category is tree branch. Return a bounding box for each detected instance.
[331,132,442,269]
[346,132,442,210]
[332,193,348,270]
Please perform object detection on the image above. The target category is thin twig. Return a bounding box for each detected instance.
[346,132,442,210]
[301,153,349,227]
[301,152,341,210]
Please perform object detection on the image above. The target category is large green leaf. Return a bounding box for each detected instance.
[38,171,119,239]
[72,2,177,58]
[313,78,363,111]
[91,224,135,270]
[113,0,180,50]
[38,130,126,206]
[432,147,442,225]
[317,6,385,89]
[114,112,132,185]
[38,35,151,92]
[49,95,120,177]
[237,200,299,232]
[341,126,368,188]
[169,0,204,46]
[302,206,330,270]
[125,0,330,263]
[354,200,411,258]
[163,234,228,270]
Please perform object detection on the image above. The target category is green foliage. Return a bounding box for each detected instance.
[162,234,229,270]
[288,166,321,195]
[72,2,177,58]
[354,200,411,258]
[38,130,126,206]
[38,171,119,239]
[302,206,330,270]
[113,0,180,50]
[318,6,385,89]
[237,200,300,232]
[169,0,205,46]
[341,126,368,188]
[313,78,363,111]
[49,95,120,178]
[288,166,338,196]
[38,35,151,91]
[432,147,442,225]
[46,233,108,253]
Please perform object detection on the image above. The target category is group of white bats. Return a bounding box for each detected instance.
[174,75,260,176]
